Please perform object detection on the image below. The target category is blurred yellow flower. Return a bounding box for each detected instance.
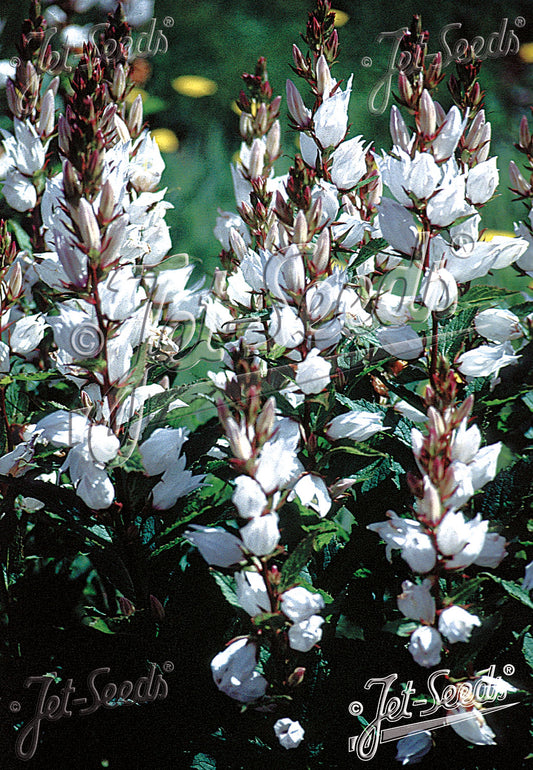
[151,128,179,153]
[172,75,218,97]
[126,87,148,104]
[480,230,515,241]
[332,9,349,27]
[519,42,533,64]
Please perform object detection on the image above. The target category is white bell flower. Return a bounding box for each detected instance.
[273,718,305,750]
[448,706,496,745]
[184,525,243,568]
[240,512,280,556]
[295,349,331,394]
[326,410,385,441]
[438,605,481,643]
[408,626,442,667]
[466,158,499,205]
[474,309,522,343]
[232,476,268,519]
[457,342,519,379]
[397,579,435,624]
[234,570,271,616]
[288,614,325,652]
[280,586,325,623]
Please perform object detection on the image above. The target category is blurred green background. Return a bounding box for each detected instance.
[1,0,533,279]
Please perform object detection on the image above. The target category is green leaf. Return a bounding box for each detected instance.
[383,619,419,637]
[85,617,115,634]
[347,238,388,272]
[211,571,241,609]
[485,575,533,609]
[448,575,489,605]
[458,285,521,308]
[523,632,533,672]
[336,615,365,640]
[191,753,216,770]
[8,219,33,254]
[279,533,316,590]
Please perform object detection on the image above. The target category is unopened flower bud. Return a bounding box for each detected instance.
[47,76,60,97]
[427,51,442,86]
[287,667,306,687]
[38,89,55,138]
[80,390,93,409]
[78,199,101,253]
[270,95,282,117]
[434,100,446,126]
[58,114,71,154]
[292,44,306,73]
[63,161,81,204]
[112,64,126,101]
[417,476,442,525]
[248,138,265,179]
[256,102,268,134]
[128,94,144,137]
[427,406,445,437]
[101,216,127,266]
[286,79,311,127]
[316,54,334,97]
[329,478,356,498]
[229,228,248,261]
[113,114,130,143]
[465,109,485,149]
[226,417,253,461]
[293,210,308,244]
[265,120,281,160]
[6,80,21,118]
[7,263,22,299]
[454,395,474,424]
[239,112,253,140]
[310,228,330,273]
[255,396,276,440]
[474,123,491,163]
[149,594,165,621]
[390,105,411,150]
[213,268,227,299]
[419,90,436,137]
[519,115,531,151]
[398,72,414,105]
[509,161,530,196]
[303,188,319,223]
[118,596,135,617]
[99,180,115,222]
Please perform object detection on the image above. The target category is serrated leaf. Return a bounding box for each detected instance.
[523,632,533,672]
[279,533,316,590]
[212,571,241,609]
[485,575,533,609]
[448,575,489,605]
[458,285,520,308]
